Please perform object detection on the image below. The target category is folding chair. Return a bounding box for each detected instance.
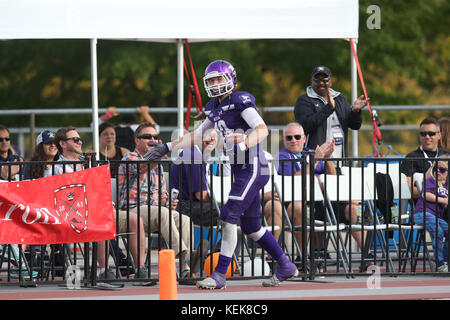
[319,172,373,275]
[336,165,400,272]
[0,244,37,280]
[350,164,431,272]
[276,173,350,275]
[363,163,434,272]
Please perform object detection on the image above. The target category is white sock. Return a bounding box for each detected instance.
[220,222,237,257]
[247,227,266,241]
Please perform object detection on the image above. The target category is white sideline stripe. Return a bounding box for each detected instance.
[36,285,450,300]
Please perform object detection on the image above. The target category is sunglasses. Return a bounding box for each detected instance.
[419,131,438,137]
[137,134,158,140]
[312,77,330,83]
[285,135,303,141]
[437,167,448,174]
[0,137,10,142]
[64,137,83,143]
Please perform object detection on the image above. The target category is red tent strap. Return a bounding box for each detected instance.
[185,40,203,113]
[183,40,204,130]
[349,39,382,156]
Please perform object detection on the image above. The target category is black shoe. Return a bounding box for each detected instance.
[119,257,135,277]
[135,266,149,279]
[99,267,117,280]
[319,250,337,266]
[294,256,311,273]
[53,251,65,277]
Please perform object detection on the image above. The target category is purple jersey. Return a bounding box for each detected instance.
[415,176,448,219]
[204,91,265,164]
[203,91,269,225]
[204,91,255,135]
[276,147,326,176]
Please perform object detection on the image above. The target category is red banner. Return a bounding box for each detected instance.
[0,165,116,244]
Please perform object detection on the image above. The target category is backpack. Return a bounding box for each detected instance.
[374,172,395,237]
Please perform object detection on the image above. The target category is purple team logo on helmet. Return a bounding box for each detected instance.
[203,60,237,98]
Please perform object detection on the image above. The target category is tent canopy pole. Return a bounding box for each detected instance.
[177,39,184,139]
[90,38,100,159]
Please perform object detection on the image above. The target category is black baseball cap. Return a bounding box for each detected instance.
[311,66,332,78]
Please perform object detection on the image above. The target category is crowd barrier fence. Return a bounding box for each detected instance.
[0,155,448,287]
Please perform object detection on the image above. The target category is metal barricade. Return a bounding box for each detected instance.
[0,155,448,287]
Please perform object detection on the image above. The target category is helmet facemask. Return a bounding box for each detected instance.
[203,72,234,98]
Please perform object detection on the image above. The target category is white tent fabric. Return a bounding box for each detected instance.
[0,0,358,40]
[0,0,360,157]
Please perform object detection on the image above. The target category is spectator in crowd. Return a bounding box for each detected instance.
[46,126,147,279]
[294,66,368,161]
[118,122,203,279]
[438,117,450,151]
[98,121,130,178]
[24,130,59,180]
[97,121,134,276]
[42,127,85,276]
[99,106,160,152]
[266,122,371,269]
[22,130,59,265]
[264,123,334,251]
[171,128,219,227]
[0,124,23,180]
[400,118,450,199]
[46,126,85,175]
[413,157,449,272]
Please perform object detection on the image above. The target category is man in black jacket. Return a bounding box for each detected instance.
[294,66,368,160]
[400,117,450,200]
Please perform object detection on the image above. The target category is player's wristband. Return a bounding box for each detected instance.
[237,141,247,152]
[105,111,113,118]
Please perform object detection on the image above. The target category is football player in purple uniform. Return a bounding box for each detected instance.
[145,60,298,288]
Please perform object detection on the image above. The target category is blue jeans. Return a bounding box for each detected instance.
[413,212,448,266]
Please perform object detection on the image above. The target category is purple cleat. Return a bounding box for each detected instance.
[262,259,298,287]
[196,271,227,290]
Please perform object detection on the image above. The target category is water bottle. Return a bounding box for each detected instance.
[356,204,362,224]
[306,206,310,225]
[391,205,399,224]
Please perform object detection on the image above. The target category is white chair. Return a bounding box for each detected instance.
[413,172,424,194]
[343,165,433,272]
[274,173,350,274]
[319,172,379,273]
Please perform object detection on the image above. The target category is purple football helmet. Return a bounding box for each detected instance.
[203,60,237,98]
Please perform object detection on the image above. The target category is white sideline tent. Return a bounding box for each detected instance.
[0,0,360,157]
